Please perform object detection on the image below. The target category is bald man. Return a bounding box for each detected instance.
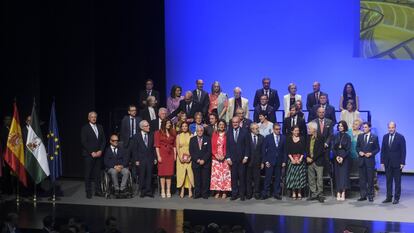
[306,81,329,111]
[193,79,210,120]
[381,122,406,204]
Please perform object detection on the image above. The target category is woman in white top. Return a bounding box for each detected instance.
[340,101,360,128]
[257,111,273,137]
[283,83,302,118]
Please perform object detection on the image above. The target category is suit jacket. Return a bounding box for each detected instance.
[132,131,156,163]
[139,89,160,109]
[332,132,351,158]
[306,135,327,166]
[356,133,380,168]
[104,146,130,168]
[312,118,334,147]
[140,107,158,123]
[245,133,264,167]
[283,94,302,118]
[253,88,280,110]
[262,133,287,166]
[150,118,162,132]
[309,104,337,125]
[192,89,210,116]
[226,97,249,123]
[253,105,276,123]
[306,91,329,111]
[240,118,253,130]
[381,132,406,168]
[80,123,106,157]
[168,100,201,120]
[189,135,212,167]
[226,127,248,162]
[119,115,142,147]
[283,115,307,137]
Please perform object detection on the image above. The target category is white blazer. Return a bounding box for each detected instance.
[226,97,249,123]
[283,94,302,118]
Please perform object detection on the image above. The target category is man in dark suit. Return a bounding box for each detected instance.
[189,126,211,199]
[305,121,326,203]
[140,96,158,123]
[226,116,249,201]
[253,77,280,113]
[193,79,210,120]
[311,107,334,176]
[356,122,380,202]
[139,79,160,109]
[261,123,286,200]
[40,215,54,233]
[119,105,142,155]
[236,107,253,130]
[245,123,264,200]
[308,94,336,125]
[306,81,329,111]
[104,134,130,194]
[253,95,276,123]
[381,121,406,204]
[132,120,156,197]
[283,104,306,137]
[150,107,168,132]
[81,111,106,199]
[169,91,201,123]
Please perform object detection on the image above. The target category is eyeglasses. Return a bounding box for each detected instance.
[110,139,119,142]
[143,125,150,127]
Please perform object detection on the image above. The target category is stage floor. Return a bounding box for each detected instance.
[1,174,414,232]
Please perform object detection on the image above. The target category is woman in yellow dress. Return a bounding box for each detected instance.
[176,122,194,198]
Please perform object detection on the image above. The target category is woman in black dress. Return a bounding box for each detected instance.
[333,120,352,201]
[286,125,307,200]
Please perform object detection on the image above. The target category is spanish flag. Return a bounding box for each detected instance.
[4,102,27,187]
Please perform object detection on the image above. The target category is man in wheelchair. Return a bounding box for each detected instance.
[104,134,132,198]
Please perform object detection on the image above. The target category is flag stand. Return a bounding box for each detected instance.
[48,180,61,202]
[15,178,20,205]
[33,184,37,202]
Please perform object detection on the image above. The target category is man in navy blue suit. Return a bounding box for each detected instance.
[308,94,336,125]
[356,122,380,202]
[305,81,329,111]
[253,95,276,123]
[253,77,280,114]
[381,121,406,204]
[226,116,249,201]
[192,79,210,120]
[261,123,286,200]
[104,134,130,194]
[245,123,265,200]
[119,105,142,156]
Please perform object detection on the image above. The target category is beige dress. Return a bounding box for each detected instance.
[176,133,194,188]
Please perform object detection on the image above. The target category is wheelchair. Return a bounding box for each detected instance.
[100,168,134,199]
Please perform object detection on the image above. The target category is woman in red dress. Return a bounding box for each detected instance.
[154,119,177,198]
[210,119,231,198]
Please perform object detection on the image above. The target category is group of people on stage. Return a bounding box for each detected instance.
[81,78,406,205]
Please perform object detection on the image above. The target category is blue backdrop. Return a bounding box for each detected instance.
[165,0,413,172]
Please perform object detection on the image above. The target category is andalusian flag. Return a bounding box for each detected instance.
[4,102,28,187]
[25,101,50,184]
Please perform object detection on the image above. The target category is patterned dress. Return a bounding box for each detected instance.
[210,132,231,191]
[286,136,307,189]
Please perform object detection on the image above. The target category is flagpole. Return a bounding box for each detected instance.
[16,177,20,205]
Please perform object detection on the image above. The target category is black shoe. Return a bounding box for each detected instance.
[146,194,154,198]
[254,194,261,200]
[368,197,374,202]
[357,197,367,201]
[261,195,269,200]
[95,191,104,197]
[246,195,252,200]
[86,193,92,199]
[382,198,392,203]
[230,196,238,201]
[194,195,201,199]
[273,195,282,200]
[240,196,246,201]
[202,196,209,199]
[140,193,145,198]
[307,196,318,201]
[393,199,399,205]
[318,197,325,203]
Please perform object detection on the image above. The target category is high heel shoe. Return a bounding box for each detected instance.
[167,191,171,198]
[337,193,341,201]
[161,193,166,198]
[341,192,346,201]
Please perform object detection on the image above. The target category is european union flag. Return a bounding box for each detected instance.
[47,101,62,183]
